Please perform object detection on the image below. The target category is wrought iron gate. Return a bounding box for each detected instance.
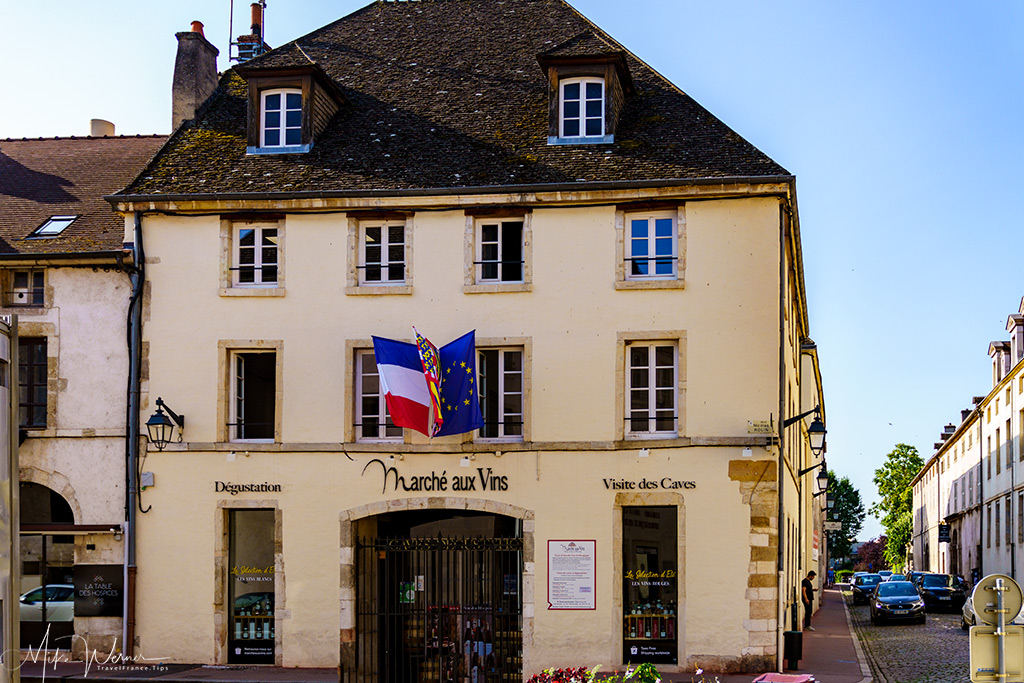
[350,535,523,683]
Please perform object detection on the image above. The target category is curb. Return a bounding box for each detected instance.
[838,587,874,683]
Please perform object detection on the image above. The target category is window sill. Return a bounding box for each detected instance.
[615,279,685,291]
[547,135,614,145]
[220,287,286,298]
[345,285,413,296]
[625,433,679,441]
[246,144,312,155]
[1,306,47,316]
[464,283,532,295]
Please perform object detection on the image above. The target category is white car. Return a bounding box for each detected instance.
[20,584,74,622]
[961,589,1024,630]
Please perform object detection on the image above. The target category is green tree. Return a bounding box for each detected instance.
[826,470,865,562]
[870,443,923,571]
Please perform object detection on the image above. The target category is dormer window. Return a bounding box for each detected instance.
[538,32,633,146]
[560,78,604,139]
[237,63,347,156]
[261,89,303,148]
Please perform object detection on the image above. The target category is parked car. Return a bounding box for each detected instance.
[852,573,883,605]
[19,584,74,622]
[907,571,931,587]
[870,580,926,624]
[917,573,967,612]
[962,589,1024,629]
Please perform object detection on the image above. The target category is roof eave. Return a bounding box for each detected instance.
[108,174,796,208]
[0,250,130,265]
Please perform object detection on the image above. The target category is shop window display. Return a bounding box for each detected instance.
[622,506,678,664]
[228,509,276,664]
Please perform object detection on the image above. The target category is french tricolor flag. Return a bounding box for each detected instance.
[371,336,432,435]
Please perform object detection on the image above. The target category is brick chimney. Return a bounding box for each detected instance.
[237,3,269,62]
[172,20,220,130]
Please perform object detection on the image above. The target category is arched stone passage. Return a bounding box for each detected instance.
[339,497,535,678]
[20,479,76,524]
[19,467,81,523]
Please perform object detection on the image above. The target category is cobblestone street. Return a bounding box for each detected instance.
[847,594,970,683]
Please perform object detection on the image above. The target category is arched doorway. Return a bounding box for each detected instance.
[349,508,524,683]
[20,482,76,647]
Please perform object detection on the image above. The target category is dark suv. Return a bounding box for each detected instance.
[917,573,966,611]
[852,573,883,605]
[907,571,930,587]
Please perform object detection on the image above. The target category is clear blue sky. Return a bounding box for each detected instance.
[4,0,1023,541]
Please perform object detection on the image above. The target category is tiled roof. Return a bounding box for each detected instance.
[121,0,787,198]
[0,135,166,255]
[540,30,622,59]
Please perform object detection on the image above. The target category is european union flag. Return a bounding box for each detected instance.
[434,330,484,437]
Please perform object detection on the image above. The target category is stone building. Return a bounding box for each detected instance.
[0,128,166,655]
[913,297,1024,589]
[110,0,828,676]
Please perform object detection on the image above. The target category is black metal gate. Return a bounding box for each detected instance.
[350,535,523,683]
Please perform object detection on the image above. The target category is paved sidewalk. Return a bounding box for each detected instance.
[19,588,870,683]
[782,586,871,683]
[656,586,870,683]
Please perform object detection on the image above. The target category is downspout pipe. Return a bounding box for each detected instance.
[776,199,788,670]
[938,458,942,572]
[124,212,145,655]
[1010,387,1015,580]
[979,404,985,581]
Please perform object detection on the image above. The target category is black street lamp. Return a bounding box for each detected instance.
[784,404,827,457]
[146,397,185,451]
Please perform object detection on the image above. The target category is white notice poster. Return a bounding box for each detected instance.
[547,540,596,610]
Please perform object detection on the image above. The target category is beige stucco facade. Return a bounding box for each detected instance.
[121,182,825,675]
[0,265,129,656]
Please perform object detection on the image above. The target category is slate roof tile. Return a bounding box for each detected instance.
[0,136,167,255]
[121,0,786,198]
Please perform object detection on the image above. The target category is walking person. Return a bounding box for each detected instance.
[802,570,817,631]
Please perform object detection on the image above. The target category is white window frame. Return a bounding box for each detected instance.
[228,350,278,443]
[625,211,678,280]
[559,77,605,139]
[355,349,403,443]
[30,215,77,238]
[476,347,524,442]
[233,224,279,288]
[625,341,678,438]
[260,88,303,149]
[475,219,524,284]
[359,220,407,285]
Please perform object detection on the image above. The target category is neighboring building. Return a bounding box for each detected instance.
[912,297,1024,586]
[0,316,20,675]
[111,1,827,677]
[0,128,166,655]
